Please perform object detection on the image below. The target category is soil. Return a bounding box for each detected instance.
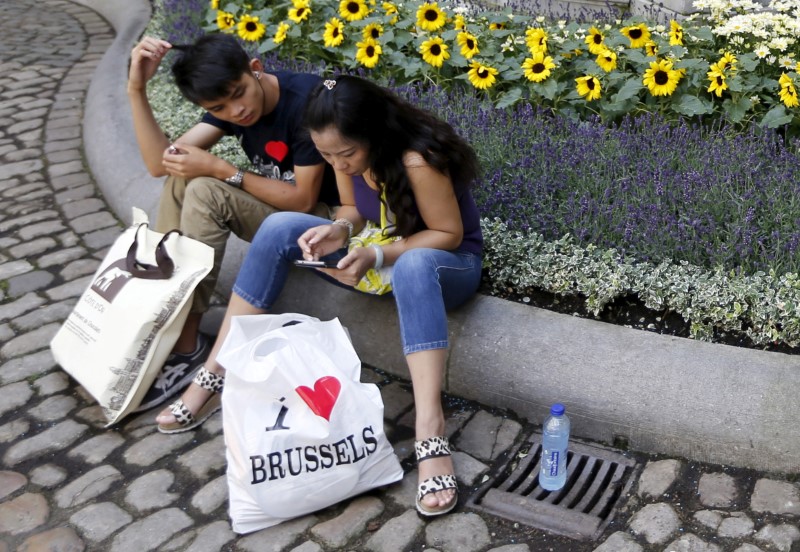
[482,280,800,356]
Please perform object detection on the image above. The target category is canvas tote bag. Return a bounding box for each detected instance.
[50,207,213,425]
[217,314,404,534]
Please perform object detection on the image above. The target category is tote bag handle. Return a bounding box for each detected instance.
[125,224,181,280]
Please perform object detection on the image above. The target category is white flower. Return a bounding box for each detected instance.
[750,95,760,104]
[779,55,795,68]
[536,15,545,22]
[754,45,770,58]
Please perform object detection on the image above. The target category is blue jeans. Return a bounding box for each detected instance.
[232,211,483,355]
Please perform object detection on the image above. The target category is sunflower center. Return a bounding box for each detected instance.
[347,2,359,13]
[298,8,305,16]
[333,28,340,38]
[367,45,375,56]
[466,38,475,49]
[587,79,595,90]
[430,44,441,55]
[478,68,489,78]
[246,21,257,31]
[371,28,379,38]
[630,29,642,39]
[533,63,545,73]
[593,35,602,44]
[716,76,723,85]
[425,9,438,21]
[655,70,668,85]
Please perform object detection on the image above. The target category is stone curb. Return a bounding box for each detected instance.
[81,0,800,474]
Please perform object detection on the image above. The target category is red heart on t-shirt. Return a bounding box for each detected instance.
[295,376,341,421]
[265,141,289,162]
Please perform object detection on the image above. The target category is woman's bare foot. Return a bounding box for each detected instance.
[417,453,457,511]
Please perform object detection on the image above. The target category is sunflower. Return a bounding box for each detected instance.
[356,38,382,68]
[467,61,498,90]
[575,75,601,101]
[489,22,506,31]
[416,2,446,32]
[717,51,737,72]
[216,10,235,31]
[457,31,479,59]
[596,48,617,72]
[210,0,219,9]
[779,73,799,108]
[621,23,651,49]
[288,3,311,23]
[339,0,369,22]
[522,52,555,83]
[237,14,266,41]
[643,58,682,97]
[383,2,398,24]
[585,27,605,55]
[525,27,548,54]
[324,18,345,47]
[420,36,450,67]
[645,41,658,57]
[669,20,684,46]
[706,67,727,97]
[453,14,466,30]
[362,23,383,41]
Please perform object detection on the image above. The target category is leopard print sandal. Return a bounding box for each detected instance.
[157,366,224,434]
[415,436,458,517]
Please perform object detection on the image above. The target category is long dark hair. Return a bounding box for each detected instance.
[304,75,480,237]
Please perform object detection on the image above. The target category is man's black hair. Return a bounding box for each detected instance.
[171,34,251,104]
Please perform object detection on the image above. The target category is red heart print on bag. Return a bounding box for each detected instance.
[265,140,289,162]
[295,376,341,421]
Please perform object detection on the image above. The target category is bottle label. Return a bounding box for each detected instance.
[548,451,560,476]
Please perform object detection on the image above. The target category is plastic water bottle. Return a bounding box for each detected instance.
[539,403,570,491]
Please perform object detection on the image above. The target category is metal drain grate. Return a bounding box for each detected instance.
[467,434,640,541]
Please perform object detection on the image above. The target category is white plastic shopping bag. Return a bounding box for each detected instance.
[50,208,213,425]
[218,314,404,534]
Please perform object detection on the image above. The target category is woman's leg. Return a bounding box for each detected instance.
[391,249,482,511]
[156,212,332,426]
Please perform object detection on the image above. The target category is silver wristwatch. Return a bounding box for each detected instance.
[224,168,245,188]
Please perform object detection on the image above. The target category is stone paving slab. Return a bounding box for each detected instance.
[1,0,800,551]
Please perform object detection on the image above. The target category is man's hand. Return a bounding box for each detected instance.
[129,37,172,93]
[161,143,229,180]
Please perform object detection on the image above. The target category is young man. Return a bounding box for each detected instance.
[127,34,337,411]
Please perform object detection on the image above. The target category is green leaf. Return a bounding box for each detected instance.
[737,53,759,73]
[535,77,559,101]
[673,94,713,116]
[760,105,793,128]
[614,78,643,102]
[496,87,523,109]
[725,96,751,123]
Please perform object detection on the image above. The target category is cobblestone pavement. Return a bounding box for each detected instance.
[2,0,800,551]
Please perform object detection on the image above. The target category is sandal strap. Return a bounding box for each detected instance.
[168,399,194,426]
[417,474,458,502]
[414,436,451,462]
[192,366,224,393]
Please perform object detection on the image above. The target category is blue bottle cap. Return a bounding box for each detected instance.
[550,403,565,416]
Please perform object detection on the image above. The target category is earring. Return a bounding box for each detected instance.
[254,71,261,79]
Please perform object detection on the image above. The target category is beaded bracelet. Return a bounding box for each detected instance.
[332,218,353,241]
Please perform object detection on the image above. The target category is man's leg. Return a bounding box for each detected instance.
[138,176,280,411]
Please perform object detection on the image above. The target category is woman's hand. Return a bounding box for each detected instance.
[298,223,350,261]
[317,246,376,287]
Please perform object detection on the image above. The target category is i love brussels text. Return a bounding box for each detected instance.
[250,426,378,484]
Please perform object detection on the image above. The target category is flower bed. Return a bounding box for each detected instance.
[148,0,800,351]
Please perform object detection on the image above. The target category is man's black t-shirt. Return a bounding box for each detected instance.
[201,71,338,207]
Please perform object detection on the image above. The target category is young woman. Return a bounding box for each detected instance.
[156,75,483,517]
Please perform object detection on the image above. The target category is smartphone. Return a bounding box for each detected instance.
[294,259,339,269]
[167,145,184,155]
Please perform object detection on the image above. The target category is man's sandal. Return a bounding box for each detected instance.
[157,366,224,434]
[415,435,458,517]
